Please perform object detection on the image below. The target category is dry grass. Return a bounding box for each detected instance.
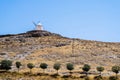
[0,33,120,77]
[0,71,120,80]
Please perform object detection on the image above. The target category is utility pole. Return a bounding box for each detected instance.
[72,38,75,64]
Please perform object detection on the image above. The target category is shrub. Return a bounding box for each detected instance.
[53,63,61,74]
[15,61,22,72]
[96,66,104,76]
[82,64,91,76]
[40,63,48,73]
[66,63,74,74]
[27,63,35,73]
[0,60,12,71]
[109,76,118,80]
[112,65,120,78]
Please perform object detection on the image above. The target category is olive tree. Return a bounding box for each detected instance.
[0,60,12,71]
[66,63,74,74]
[40,63,48,73]
[53,63,61,74]
[27,63,35,73]
[112,65,120,78]
[96,66,104,76]
[82,64,91,76]
[15,61,22,72]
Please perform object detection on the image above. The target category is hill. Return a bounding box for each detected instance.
[0,30,120,75]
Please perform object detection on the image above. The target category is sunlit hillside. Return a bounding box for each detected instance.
[0,30,120,77]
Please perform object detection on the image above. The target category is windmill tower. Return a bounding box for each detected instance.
[33,21,43,30]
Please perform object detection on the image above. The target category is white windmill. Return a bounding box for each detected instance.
[33,21,43,30]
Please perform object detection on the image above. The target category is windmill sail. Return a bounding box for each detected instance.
[32,21,37,26]
[32,21,43,30]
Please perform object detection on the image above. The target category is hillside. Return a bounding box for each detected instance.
[0,30,120,75]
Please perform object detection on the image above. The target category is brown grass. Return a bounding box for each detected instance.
[0,35,120,78]
[0,71,120,80]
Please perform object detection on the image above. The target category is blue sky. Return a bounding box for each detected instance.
[0,0,120,42]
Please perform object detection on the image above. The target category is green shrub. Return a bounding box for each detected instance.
[53,63,61,74]
[66,63,74,74]
[27,63,35,73]
[82,64,91,76]
[15,61,22,72]
[96,66,104,76]
[40,63,48,73]
[112,65,120,78]
[0,60,12,71]
[109,76,118,80]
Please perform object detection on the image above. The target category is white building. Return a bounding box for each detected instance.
[35,22,43,30]
[33,21,43,30]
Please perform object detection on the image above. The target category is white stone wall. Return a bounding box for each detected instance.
[36,25,43,30]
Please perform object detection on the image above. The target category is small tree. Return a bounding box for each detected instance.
[66,63,74,74]
[40,63,48,73]
[15,61,22,72]
[82,64,91,76]
[27,63,35,73]
[53,63,61,74]
[112,65,120,78]
[0,60,12,71]
[96,66,104,76]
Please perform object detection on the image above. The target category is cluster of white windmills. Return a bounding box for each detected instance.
[33,21,43,30]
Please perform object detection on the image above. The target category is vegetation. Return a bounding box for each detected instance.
[0,30,120,80]
[66,63,74,74]
[0,60,119,80]
[96,66,104,76]
[82,64,91,76]
[40,63,48,73]
[0,60,12,71]
[15,61,22,72]
[0,72,118,80]
[109,76,118,80]
[27,63,35,73]
[53,63,61,74]
[112,65,120,78]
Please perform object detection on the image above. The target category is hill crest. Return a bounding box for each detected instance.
[0,30,62,38]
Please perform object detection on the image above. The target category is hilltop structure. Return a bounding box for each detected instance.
[33,21,43,30]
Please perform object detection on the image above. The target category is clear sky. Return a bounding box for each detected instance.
[0,0,120,42]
